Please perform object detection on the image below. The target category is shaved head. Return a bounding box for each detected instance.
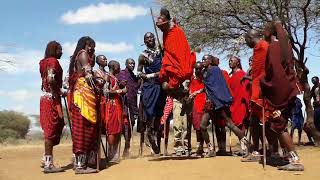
[125,58,135,71]
[108,60,120,69]
[108,60,120,74]
[156,7,171,32]
[245,29,261,48]
[96,55,107,67]
[194,61,203,68]
[202,54,212,68]
[125,58,134,65]
[246,29,260,38]
[212,56,220,66]
[194,61,203,76]
[229,56,242,70]
[144,32,155,49]
[144,32,154,40]
[312,76,319,85]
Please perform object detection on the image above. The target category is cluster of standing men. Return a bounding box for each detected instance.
[39,7,312,174]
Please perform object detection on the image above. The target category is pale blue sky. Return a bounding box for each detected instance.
[0,0,319,115]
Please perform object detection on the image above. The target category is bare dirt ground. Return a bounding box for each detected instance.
[1,134,320,180]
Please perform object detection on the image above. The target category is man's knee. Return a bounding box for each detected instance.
[200,122,207,131]
[225,121,233,129]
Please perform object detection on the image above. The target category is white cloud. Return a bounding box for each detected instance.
[61,3,148,24]
[96,42,134,53]
[0,89,40,102]
[6,89,39,102]
[0,49,43,73]
[0,45,6,53]
[0,40,134,74]
[62,42,77,58]
[0,89,40,115]
[2,104,39,115]
[0,43,16,53]
[62,41,134,57]
[10,105,25,112]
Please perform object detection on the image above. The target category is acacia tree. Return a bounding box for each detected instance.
[0,111,30,143]
[0,43,15,71]
[0,59,14,71]
[159,0,320,145]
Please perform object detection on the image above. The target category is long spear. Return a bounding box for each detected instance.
[62,97,72,137]
[125,96,134,153]
[229,129,232,154]
[211,121,216,153]
[150,7,167,147]
[88,77,109,170]
[138,91,145,157]
[262,100,266,169]
[96,94,102,171]
[88,78,102,171]
[150,7,163,58]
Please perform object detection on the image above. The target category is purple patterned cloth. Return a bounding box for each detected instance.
[117,68,139,122]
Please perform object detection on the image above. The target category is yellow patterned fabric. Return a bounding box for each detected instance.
[73,77,96,124]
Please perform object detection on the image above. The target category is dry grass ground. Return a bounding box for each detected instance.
[0,132,320,180]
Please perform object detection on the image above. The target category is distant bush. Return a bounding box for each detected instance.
[0,110,30,143]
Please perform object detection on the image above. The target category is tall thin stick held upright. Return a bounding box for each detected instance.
[262,100,266,169]
[150,7,163,58]
[211,121,216,152]
[63,97,72,137]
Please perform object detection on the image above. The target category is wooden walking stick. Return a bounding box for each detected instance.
[88,78,102,171]
[123,95,134,158]
[211,120,216,152]
[88,77,108,171]
[150,7,163,58]
[229,128,232,154]
[98,93,107,161]
[62,97,72,137]
[138,92,145,157]
[96,93,102,171]
[127,99,134,153]
[187,114,192,156]
[262,100,266,170]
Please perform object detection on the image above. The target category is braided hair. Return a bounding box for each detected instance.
[44,41,61,59]
[68,36,95,76]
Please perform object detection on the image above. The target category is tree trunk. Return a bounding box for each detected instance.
[300,69,320,146]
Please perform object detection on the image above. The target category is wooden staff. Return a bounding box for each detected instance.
[262,99,266,169]
[89,78,102,171]
[229,129,232,154]
[150,7,163,58]
[62,97,72,137]
[96,93,101,171]
[211,120,216,152]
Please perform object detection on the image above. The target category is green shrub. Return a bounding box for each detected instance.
[0,129,18,143]
[0,110,30,143]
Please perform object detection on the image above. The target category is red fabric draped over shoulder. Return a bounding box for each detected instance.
[229,70,250,126]
[221,70,230,88]
[160,24,196,88]
[189,76,206,113]
[39,57,64,145]
[104,76,123,135]
[190,76,206,130]
[251,40,269,108]
[39,57,63,94]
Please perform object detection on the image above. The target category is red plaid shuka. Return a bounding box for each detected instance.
[39,57,64,146]
[69,50,98,154]
[40,95,64,145]
[104,74,123,135]
[70,103,97,154]
[160,96,173,125]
